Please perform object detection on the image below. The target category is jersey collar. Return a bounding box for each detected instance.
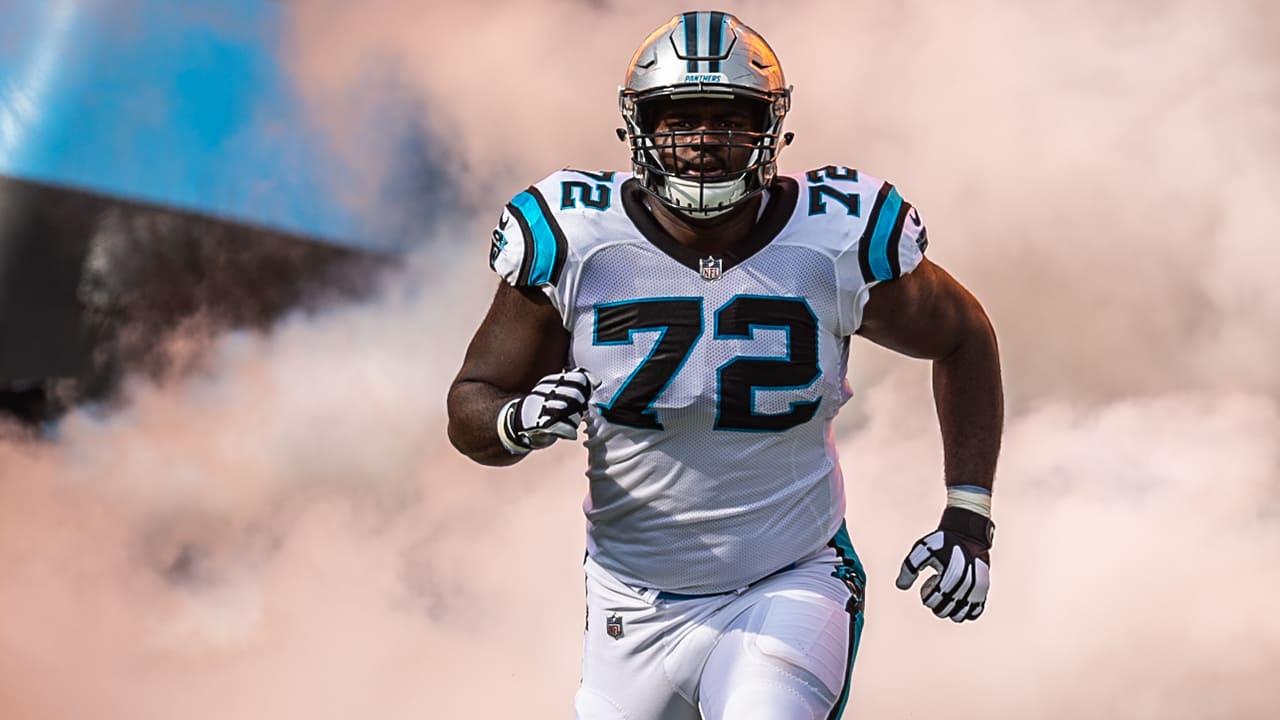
[620,176,798,275]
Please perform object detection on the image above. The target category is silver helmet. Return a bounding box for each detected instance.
[619,11,793,218]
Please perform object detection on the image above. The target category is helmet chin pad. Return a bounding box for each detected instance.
[658,175,746,218]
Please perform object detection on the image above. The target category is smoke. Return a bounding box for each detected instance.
[3,1,1278,718]
[0,256,588,719]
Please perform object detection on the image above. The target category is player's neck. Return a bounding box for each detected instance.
[645,195,763,257]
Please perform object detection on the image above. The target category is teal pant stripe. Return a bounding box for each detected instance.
[832,522,857,566]
[868,186,903,281]
[831,612,865,720]
[510,190,558,286]
[827,521,866,720]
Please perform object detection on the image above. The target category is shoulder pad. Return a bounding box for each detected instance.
[489,183,568,288]
[545,169,623,215]
[856,179,927,282]
[489,170,628,288]
[798,165,928,283]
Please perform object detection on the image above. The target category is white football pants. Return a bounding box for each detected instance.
[575,537,866,720]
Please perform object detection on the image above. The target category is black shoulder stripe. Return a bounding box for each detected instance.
[857,182,895,284]
[887,200,911,279]
[527,186,569,287]
[506,185,570,288]
[506,199,536,288]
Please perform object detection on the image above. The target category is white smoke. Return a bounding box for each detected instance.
[2,1,1278,718]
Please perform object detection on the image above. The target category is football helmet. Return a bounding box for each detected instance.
[619,11,793,218]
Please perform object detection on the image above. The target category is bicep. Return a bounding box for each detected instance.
[452,280,572,393]
[855,257,991,360]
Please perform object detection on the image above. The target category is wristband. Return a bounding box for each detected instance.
[946,485,992,518]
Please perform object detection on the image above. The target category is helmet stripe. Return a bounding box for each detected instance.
[708,11,725,72]
[682,11,698,72]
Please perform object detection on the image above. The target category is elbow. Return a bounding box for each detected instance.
[965,311,999,356]
[445,389,524,468]
[446,419,522,467]
[936,307,1000,368]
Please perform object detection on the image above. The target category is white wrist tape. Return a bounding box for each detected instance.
[946,485,992,518]
[496,398,531,456]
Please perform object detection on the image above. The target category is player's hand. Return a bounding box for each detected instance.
[895,507,994,622]
[497,368,599,455]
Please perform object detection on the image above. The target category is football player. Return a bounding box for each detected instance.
[447,11,1002,720]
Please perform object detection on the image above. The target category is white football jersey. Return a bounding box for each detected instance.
[489,167,927,594]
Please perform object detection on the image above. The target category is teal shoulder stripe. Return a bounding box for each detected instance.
[868,186,904,281]
[509,189,564,286]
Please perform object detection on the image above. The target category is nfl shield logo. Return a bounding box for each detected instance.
[606,614,624,640]
[699,256,723,281]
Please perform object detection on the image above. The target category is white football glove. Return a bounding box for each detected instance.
[497,368,599,455]
[896,507,995,623]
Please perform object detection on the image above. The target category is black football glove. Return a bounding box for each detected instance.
[895,507,994,622]
[497,368,599,455]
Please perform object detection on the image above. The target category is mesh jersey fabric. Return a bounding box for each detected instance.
[489,167,926,594]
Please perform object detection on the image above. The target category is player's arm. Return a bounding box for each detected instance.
[446,280,575,466]
[857,256,1004,622]
[856,257,1003,491]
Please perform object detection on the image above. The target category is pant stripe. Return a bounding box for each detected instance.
[826,522,866,720]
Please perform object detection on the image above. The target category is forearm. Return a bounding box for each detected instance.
[447,380,523,466]
[931,315,1003,492]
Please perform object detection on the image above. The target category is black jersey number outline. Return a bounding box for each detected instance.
[714,295,822,431]
[561,170,616,211]
[594,298,703,429]
[806,165,861,217]
[593,295,821,432]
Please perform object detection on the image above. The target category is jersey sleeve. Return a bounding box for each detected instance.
[837,181,929,334]
[487,185,569,290]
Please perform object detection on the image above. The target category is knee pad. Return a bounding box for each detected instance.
[700,592,856,719]
[752,591,852,698]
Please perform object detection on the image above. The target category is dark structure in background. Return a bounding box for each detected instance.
[0,175,388,427]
